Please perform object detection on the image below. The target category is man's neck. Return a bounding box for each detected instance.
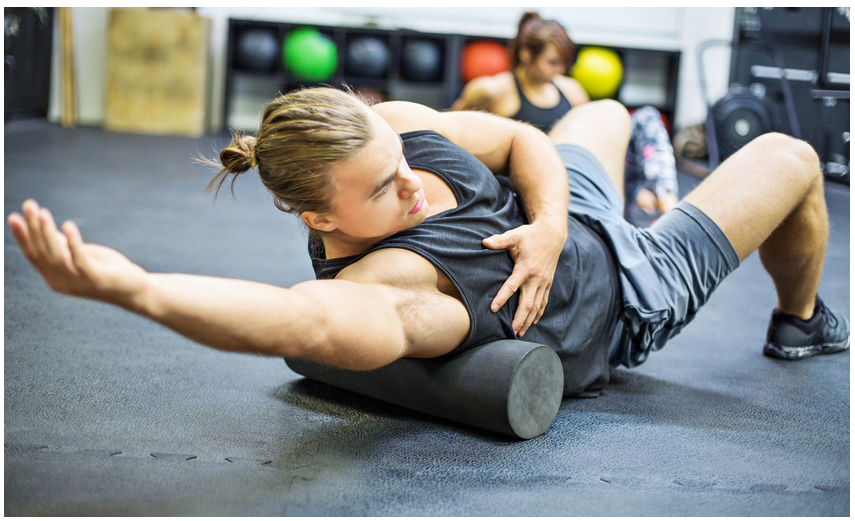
[321,233,387,259]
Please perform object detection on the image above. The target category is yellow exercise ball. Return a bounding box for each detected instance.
[570,47,623,100]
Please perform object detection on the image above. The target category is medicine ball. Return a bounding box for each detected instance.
[460,41,510,83]
[235,29,278,71]
[711,83,778,160]
[283,28,338,82]
[570,47,623,100]
[402,39,442,82]
[346,37,390,79]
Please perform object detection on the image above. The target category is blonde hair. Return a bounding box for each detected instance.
[207,87,374,219]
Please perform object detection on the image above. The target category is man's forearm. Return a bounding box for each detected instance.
[507,127,570,236]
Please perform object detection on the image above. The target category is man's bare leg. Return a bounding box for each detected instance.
[548,100,631,200]
[681,132,827,320]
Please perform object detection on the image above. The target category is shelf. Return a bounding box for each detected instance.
[222,18,681,133]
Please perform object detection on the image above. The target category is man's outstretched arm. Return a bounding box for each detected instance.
[7,200,463,370]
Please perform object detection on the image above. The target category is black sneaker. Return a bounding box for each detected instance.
[764,297,850,360]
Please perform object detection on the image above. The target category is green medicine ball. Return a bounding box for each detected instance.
[283,28,338,82]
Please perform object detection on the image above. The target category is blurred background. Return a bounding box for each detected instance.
[5,6,850,181]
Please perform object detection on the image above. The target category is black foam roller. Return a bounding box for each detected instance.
[285,339,563,439]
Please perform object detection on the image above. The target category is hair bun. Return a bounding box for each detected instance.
[220,133,258,175]
[519,11,542,31]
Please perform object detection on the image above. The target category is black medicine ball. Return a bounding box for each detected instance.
[235,29,278,71]
[401,39,442,82]
[346,37,390,79]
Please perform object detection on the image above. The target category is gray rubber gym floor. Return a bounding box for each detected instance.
[5,119,849,516]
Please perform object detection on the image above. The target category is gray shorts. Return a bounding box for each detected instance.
[557,144,741,368]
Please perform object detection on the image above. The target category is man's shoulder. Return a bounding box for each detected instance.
[371,101,439,134]
[337,247,441,289]
[371,100,428,117]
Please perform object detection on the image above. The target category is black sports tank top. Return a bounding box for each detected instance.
[310,131,621,396]
[510,73,572,132]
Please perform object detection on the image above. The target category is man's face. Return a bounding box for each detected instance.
[319,110,429,243]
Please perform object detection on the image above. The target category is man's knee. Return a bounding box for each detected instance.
[590,99,631,127]
[549,99,630,144]
[751,133,819,166]
[746,133,822,186]
[751,131,815,154]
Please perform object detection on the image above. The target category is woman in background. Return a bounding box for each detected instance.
[453,12,679,217]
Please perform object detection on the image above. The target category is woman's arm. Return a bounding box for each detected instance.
[555,75,590,107]
[373,102,569,337]
[451,77,495,112]
[7,200,463,370]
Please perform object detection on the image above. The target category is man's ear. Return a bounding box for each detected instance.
[301,211,337,233]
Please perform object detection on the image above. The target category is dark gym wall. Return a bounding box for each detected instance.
[729,7,850,183]
[4,7,54,121]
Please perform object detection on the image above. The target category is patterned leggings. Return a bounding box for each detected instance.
[624,106,679,206]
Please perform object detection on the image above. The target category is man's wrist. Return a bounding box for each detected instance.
[531,216,568,241]
[116,271,156,317]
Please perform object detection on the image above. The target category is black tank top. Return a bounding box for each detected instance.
[310,131,621,396]
[510,74,572,132]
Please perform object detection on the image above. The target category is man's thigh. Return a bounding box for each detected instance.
[681,133,821,261]
[611,201,741,368]
[556,143,624,219]
[555,142,741,368]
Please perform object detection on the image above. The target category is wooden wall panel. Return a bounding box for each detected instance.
[104,8,209,137]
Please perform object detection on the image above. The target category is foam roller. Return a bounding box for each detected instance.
[285,339,564,439]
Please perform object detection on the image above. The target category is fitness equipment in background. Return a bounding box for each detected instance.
[401,39,442,82]
[286,339,564,439]
[5,7,55,122]
[570,47,624,100]
[345,37,390,79]
[235,29,278,71]
[223,18,683,133]
[697,39,801,169]
[460,40,510,83]
[727,7,849,183]
[283,27,337,82]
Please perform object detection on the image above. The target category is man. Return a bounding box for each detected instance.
[8,90,847,398]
